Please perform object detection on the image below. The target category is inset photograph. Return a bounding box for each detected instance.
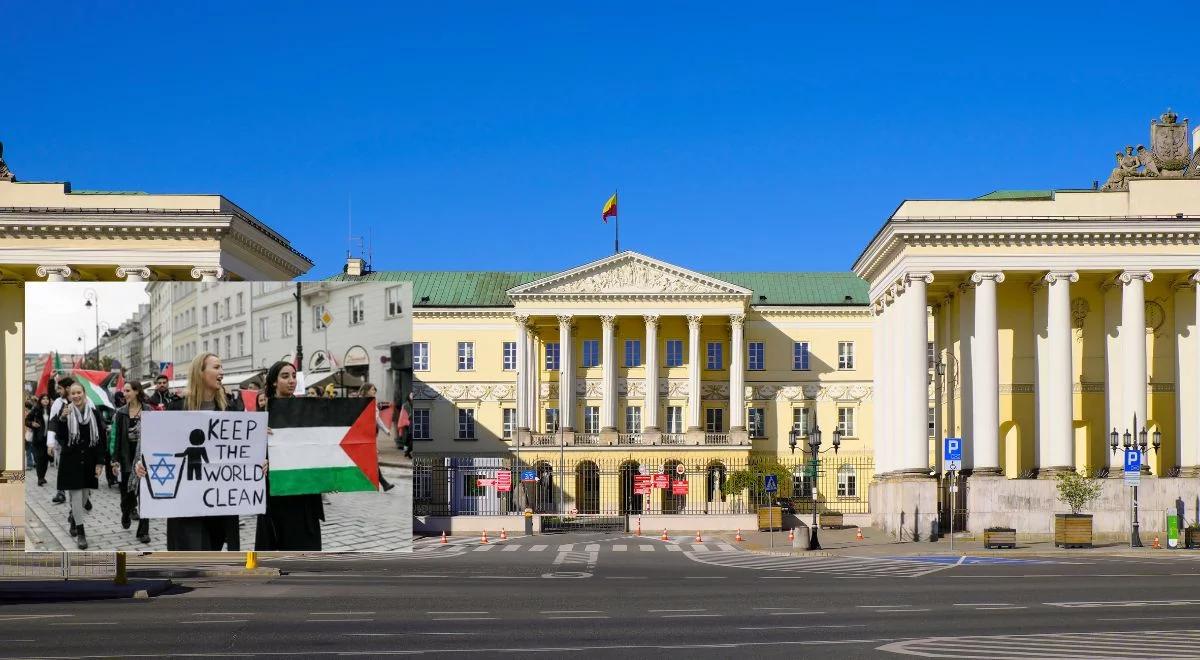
[23,281,413,552]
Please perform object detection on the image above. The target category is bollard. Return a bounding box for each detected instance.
[245,551,258,570]
[114,551,128,585]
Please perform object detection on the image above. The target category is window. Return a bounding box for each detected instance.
[792,407,810,436]
[385,286,404,318]
[203,340,209,353]
[202,307,208,326]
[705,408,724,433]
[837,464,858,497]
[413,342,429,371]
[749,408,766,438]
[213,337,220,355]
[793,342,810,371]
[282,311,294,338]
[313,304,327,331]
[665,340,683,367]
[748,342,765,371]
[625,339,641,367]
[225,335,232,356]
[838,407,856,437]
[457,408,476,439]
[545,342,560,371]
[707,342,723,370]
[237,332,245,357]
[582,340,600,367]
[545,408,559,433]
[666,406,684,433]
[927,341,936,369]
[502,341,517,371]
[415,469,432,501]
[458,342,475,371]
[259,318,269,341]
[502,408,515,439]
[626,406,642,433]
[237,293,244,316]
[224,297,231,320]
[793,472,814,499]
[349,295,365,325]
[463,474,484,497]
[928,406,936,437]
[838,341,855,370]
[584,406,600,434]
[412,409,430,440]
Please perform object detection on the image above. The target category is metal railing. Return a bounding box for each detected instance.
[573,434,599,446]
[616,433,643,445]
[0,551,117,578]
[661,433,686,445]
[704,433,730,445]
[528,434,557,446]
[414,455,875,516]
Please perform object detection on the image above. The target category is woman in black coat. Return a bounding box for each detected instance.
[47,382,107,550]
[254,361,324,551]
[112,381,151,544]
[24,394,51,486]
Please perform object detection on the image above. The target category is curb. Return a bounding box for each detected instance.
[0,578,174,603]
[128,567,282,578]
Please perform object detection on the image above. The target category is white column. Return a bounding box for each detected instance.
[1174,278,1199,477]
[530,333,540,432]
[957,281,975,469]
[515,315,529,431]
[897,273,933,475]
[883,288,899,476]
[872,301,887,474]
[729,314,746,431]
[971,272,1004,475]
[687,314,703,430]
[1103,279,1124,474]
[36,265,72,282]
[116,266,150,283]
[557,315,574,431]
[600,315,617,431]
[1038,271,1078,474]
[190,266,224,282]
[644,315,660,431]
[1121,270,1152,443]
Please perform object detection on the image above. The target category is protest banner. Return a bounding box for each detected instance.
[266,397,380,495]
[139,410,268,518]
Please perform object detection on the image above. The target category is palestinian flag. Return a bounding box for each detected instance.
[70,369,113,410]
[266,397,379,496]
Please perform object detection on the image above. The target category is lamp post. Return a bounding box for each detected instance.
[789,416,841,551]
[84,289,99,368]
[1109,413,1161,548]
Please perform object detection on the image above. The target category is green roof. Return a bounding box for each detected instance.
[68,190,149,195]
[975,189,1054,201]
[329,270,868,307]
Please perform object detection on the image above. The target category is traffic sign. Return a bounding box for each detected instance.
[476,478,496,488]
[763,474,779,493]
[651,474,670,490]
[633,474,652,495]
[1124,449,1141,473]
[675,464,686,476]
[520,469,537,483]
[671,480,689,495]
[495,471,512,492]
[944,437,962,461]
[1124,471,1141,487]
[945,459,961,472]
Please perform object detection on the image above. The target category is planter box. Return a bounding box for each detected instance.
[1186,527,1200,550]
[983,528,1016,549]
[757,506,783,531]
[819,512,844,529]
[1054,514,1093,548]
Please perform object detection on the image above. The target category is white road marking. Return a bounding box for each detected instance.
[180,620,250,624]
[473,545,495,552]
[640,545,655,551]
[427,611,488,615]
[433,617,497,621]
[650,609,705,612]
[539,611,602,614]
[558,544,574,551]
[858,605,911,608]
[879,609,931,613]
[690,544,710,552]
[717,543,738,551]
[953,603,1012,607]
[1096,615,1200,621]
[662,614,723,618]
[529,545,548,552]
[740,624,864,631]
[584,544,600,552]
[666,545,682,552]
[612,545,627,552]
[501,545,521,552]
[306,619,375,623]
[769,611,828,616]
[1047,599,1200,608]
[546,616,610,619]
[0,615,74,621]
[309,612,375,615]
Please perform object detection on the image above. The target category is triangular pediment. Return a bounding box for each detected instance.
[509,252,751,297]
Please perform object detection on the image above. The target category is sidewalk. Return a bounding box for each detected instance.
[25,457,412,552]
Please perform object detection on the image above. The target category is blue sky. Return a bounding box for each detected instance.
[4,2,1198,277]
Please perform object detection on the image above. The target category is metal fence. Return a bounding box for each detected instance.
[414,455,874,517]
[0,551,117,578]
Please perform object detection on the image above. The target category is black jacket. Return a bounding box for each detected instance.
[163,393,244,551]
[111,404,144,477]
[50,405,107,491]
[24,406,49,446]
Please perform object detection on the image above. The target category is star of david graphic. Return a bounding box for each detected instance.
[150,455,176,487]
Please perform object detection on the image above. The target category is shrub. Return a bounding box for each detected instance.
[1055,471,1101,515]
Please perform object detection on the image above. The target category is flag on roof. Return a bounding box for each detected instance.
[265,398,379,496]
[602,191,618,223]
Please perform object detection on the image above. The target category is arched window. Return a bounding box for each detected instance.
[619,460,643,515]
[534,461,554,513]
[706,463,727,502]
[575,461,600,514]
[837,464,857,497]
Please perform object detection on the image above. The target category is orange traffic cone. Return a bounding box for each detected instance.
[735,529,745,542]
[661,529,669,541]
[636,518,642,536]
[856,528,864,541]
[500,529,508,541]
[440,531,448,544]
[1153,536,1161,549]
[788,528,795,542]
[695,530,703,543]
[481,530,489,544]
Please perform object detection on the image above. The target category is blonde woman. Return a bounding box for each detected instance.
[47,381,107,550]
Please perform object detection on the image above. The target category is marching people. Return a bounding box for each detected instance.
[394,391,414,460]
[359,383,394,492]
[255,361,324,551]
[112,381,151,544]
[146,374,178,409]
[47,381,107,550]
[48,378,75,506]
[137,353,244,551]
[24,393,51,486]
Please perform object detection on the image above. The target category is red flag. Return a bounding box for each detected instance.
[240,389,259,411]
[35,353,54,397]
[397,404,411,432]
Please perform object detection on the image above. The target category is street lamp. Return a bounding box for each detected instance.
[1109,413,1159,548]
[790,416,840,551]
[84,288,99,368]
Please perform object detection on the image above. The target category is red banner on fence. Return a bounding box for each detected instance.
[672,480,689,495]
[496,470,512,492]
[652,474,671,490]
[634,474,652,495]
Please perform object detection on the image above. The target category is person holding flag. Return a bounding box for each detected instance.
[255,361,324,551]
[48,380,108,550]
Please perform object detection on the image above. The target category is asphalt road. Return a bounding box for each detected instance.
[5,533,1200,659]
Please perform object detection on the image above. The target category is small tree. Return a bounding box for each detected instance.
[1055,471,1101,515]
[722,470,757,512]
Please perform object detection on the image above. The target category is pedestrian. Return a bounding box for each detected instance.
[24,393,52,486]
[137,353,244,551]
[146,374,178,409]
[24,397,35,469]
[305,386,319,397]
[358,383,394,492]
[47,381,107,550]
[112,381,151,544]
[393,391,414,459]
[47,378,76,506]
[255,361,324,551]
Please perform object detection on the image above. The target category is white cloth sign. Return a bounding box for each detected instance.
[139,410,268,518]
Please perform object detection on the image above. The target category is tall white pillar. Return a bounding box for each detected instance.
[883,288,899,476]
[1120,270,1152,445]
[600,315,617,431]
[1104,280,1124,474]
[644,315,660,431]
[729,314,746,431]
[36,265,72,282]
[957,282,975,469]
[897,273,933,475]
[557,315,574,431]
[971,272,1004,475]
[1038,271,1078,475]
[687,314,703,431]
[872,301,887,474]
[1187,276,1200,476]
[514,315,529,431]
[1174,278,1199,477]
[530,333,540,432]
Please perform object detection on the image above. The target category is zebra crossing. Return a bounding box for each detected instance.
[411,539,742,555]
[877,629,1200,658]
[682,550,955,577]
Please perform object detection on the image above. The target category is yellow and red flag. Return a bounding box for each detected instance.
[602,192,618,223]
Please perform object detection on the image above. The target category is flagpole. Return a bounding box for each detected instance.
[614,189,619,254]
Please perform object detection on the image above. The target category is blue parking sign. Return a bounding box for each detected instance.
[944,438,962,462]
[1124,450,1141,473]
[764,474,778,493]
